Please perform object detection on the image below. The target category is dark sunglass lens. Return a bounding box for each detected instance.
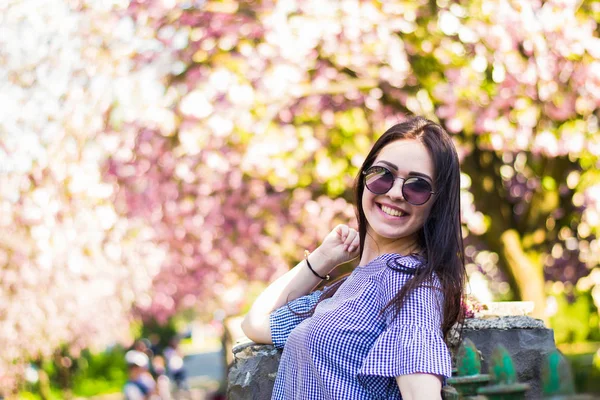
[403,178,432,205]
[365,167,393,194]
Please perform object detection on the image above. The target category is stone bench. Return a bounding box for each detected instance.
[227,316,556,399]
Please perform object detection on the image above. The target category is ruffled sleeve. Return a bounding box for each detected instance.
[357,263,452,398]
[269,290,323,349]
[357,324,452,397]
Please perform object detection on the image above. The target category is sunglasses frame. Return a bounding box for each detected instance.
[362,165,435,206]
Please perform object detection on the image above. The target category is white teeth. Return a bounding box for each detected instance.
[381,205,405,217]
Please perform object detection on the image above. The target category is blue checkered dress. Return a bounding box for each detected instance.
[269,253,451,399]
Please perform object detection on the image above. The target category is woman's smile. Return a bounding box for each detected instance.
[377,203,409,219]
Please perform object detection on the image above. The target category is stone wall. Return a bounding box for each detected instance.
[227,316,557,399]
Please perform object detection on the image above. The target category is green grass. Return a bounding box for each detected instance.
[72,378,124,397]
[18,387,64,400]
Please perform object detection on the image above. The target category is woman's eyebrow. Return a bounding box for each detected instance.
[377,160,398,170]
[408,171,433,181]
[376,160,433,181]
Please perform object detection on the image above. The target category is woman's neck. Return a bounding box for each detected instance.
[359,233,421,266]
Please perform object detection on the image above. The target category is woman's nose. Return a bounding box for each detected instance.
[387,177,405,200]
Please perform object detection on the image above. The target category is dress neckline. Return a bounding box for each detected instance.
[357,252,424,268]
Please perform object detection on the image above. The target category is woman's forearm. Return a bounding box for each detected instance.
[396,373,443,400]
[241,249,335,344]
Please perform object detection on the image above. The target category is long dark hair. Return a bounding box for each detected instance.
[310,116,466,340]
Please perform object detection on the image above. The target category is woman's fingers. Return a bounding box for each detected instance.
[346,231,360,253]
[343,228,357,251]
[335,224,348,242]
[331,224,359,255]
[348,233,360,254]
[343,229,356,246]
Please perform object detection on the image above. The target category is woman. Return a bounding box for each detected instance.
[242,116,466,399]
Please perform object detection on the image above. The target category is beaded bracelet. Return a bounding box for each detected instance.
[304,250,330,281]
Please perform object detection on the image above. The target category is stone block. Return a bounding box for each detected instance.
[227,341,281,400]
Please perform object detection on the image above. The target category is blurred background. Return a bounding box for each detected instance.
[1,0,599,398]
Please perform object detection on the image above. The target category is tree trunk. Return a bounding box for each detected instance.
[499,229,547,322]
[460,147,548,323]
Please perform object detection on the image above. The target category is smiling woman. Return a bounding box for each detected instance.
[242,116,467,400]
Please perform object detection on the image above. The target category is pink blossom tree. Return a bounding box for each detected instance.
[117,0,599,322]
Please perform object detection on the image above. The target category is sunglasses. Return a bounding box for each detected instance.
[362,166,435,205]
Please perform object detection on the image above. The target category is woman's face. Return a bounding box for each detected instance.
[361,138,435,251]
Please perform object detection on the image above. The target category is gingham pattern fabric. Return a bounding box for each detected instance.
[269,253,451,399]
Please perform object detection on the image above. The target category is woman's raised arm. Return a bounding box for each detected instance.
[241,225,359,344]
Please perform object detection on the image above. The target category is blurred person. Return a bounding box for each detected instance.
[124,350,153,400]
[152,355,172,400]
[149,333,162,356]
[242,117,466,399]
[163,337,190,392]
[127,346,157,391]
[133,338,154,358]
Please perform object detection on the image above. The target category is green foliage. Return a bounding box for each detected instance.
[411,53,445,85]
[141,317,179,350]
[18,387,64,400]
[564,348,600,395]
[71,347,128,397]
[550,291,600,344]
[73,378,124,398]
[19,348,127,399]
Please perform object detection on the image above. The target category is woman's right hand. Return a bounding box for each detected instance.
[312,224,360,271]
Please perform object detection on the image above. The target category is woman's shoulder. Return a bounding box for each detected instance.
[361,252,422,269]
[370,253,442,299]
[376,253,428,278]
